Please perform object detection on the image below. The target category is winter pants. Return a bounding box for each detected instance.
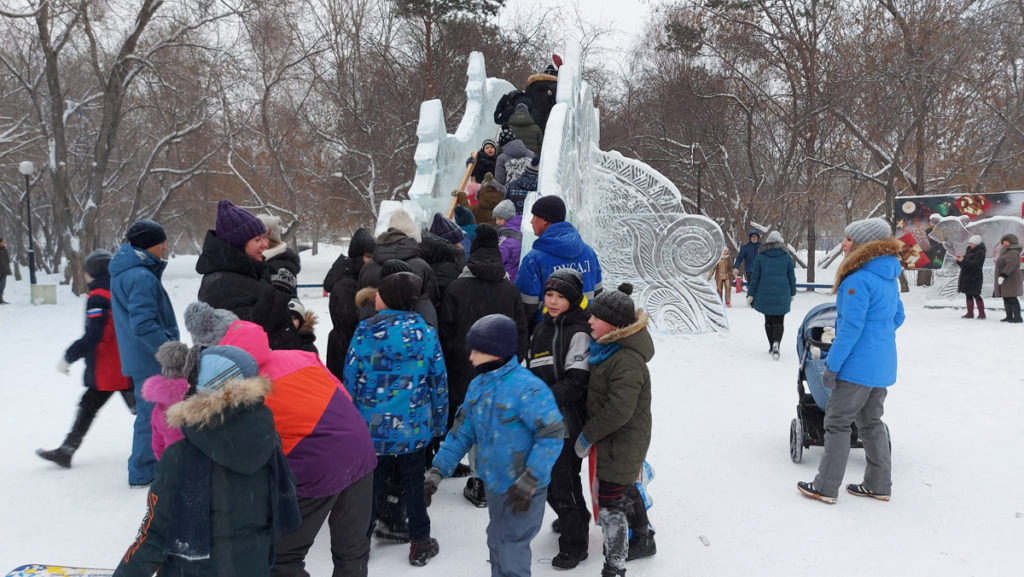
[1003,297,1022,321]
[0,274,6,300]
[763,314,785,348]
[370,449,430,542]
[273,471,373,577]
[598,480,651,570]
[128,374,158,485]
[715,279,732,305]
[484,485,547,577]
[546,439,590,556]
[813,379,891,498]
[60,387,135,451]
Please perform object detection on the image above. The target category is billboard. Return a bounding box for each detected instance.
[894,191,1024,269]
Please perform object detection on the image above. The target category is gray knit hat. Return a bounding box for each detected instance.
[845,218,891,246]
[967,235,982,245]
[492,199,516,221]
[184,301,240,346]
[589,283,637,329]
[765,231,784,244]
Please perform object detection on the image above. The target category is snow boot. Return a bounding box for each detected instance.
[770,342,780,361]
[374,518,410,543]
[36,445,74,468]
[551,550,588,569]
[463,477,487,508]
[962,296,974,318]
[452,462,472,477]
[626,529,656,561]
[408,537,439,567]
[977,299,986,319]
[600,563,626,577]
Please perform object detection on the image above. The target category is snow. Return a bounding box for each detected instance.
[1,246,1022,576]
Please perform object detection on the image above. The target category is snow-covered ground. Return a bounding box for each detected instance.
[1,246,1021,576]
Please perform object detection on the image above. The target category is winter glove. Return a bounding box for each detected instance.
[822,368,838,390]
[574,433,592,459]
[732,268,740,277]
[424,467,443,506]
[56,357,70,375]
[746,296,754,307]
[505,471,538,513]
[466,156,475,166]
[998,274,1007,286]
[270,268,297,294]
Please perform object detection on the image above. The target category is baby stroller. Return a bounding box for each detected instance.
[789,303,889,463]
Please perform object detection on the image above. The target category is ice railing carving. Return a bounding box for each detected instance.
[395,49,728,334]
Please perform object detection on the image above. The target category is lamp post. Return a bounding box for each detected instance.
[19,161,36,285]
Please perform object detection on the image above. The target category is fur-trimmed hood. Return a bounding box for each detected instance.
[527,72,558,86]
[758,241,787,254]
[596,309,655,360]
[165,375,271,429]
[833,238,903,293]
[355,286,377,309]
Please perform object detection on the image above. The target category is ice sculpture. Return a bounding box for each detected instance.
[924,213,1024,304]
[398,49,728,334]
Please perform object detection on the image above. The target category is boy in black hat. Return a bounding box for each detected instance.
[526,268,593,568]
[574,284,656,577]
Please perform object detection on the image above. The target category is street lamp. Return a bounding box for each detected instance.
[19,161,36,285]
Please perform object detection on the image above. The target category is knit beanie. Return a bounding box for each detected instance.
[126,219,167,250]
[258,214,283,244]
[765,230,784,244]
[482,139,497,152]
[472,224,499,254]
[526,157,540,173]
[388,209,421,243]
[184,301,240,347]
[429,213,465,244]
[83,249,113,278]
[544,268,584,308]
[156,341,190,380]
[967,235,982,245]
[348,228,376,259]
[216,200,266,249]
[531,195,566,224]
[465,314,518,358]
[196,345,260,392]
[454,205,476,227]
[492,200,515,222]
[844,218,891,246]
[381,258,414,279]
[498,126,516,146]
[377,271,422,311]
[589,283,637,329]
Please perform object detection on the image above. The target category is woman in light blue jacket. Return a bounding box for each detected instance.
[798,218,904,504]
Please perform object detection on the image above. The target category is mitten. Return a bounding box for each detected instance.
[998,274,1006,286]
[466,156,475,166]
[822,368,838,390]
[56,357,70,375]
[424,467,443,506]
[574,433,592,459]
[505,471,538,513]
[270,268,297,294]
[732,268,740,277]
[746,296,754,307]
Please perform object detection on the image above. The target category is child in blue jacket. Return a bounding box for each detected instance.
[426,314,564,577]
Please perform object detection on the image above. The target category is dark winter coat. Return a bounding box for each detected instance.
[471,148,498,184]
[527,306,591,439]
[195,230,298,351]
[583,310,654,486]
[64,274,132,391]
[993,242,1023,298]
[323,254,363,380]
[114,376,299,577]
[440,247,528,423]
[828,239,905,388]
[419,232,465,306]
[261,244,302,298]
[524,72,558,129]
[508,109,544,156]
[493,89,539,126]
[0,244,9,276]
[748,243,796,316]
[357,229,439,327]
[109,243,180,378]
[956,243,986,296]
[733,234,761,273]
[495,140,536,186]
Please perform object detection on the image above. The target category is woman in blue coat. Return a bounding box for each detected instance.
[746,230,796,360]
[798,218,904,504]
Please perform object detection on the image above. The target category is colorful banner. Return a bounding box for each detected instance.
[894,191,1024,269]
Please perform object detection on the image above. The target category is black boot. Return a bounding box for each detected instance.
[551,550,588,569]
[36,445,74,468]
[626,529,656,561]
[601,563,626,577]
[463,477,487,507]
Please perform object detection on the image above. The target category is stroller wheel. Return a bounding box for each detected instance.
[790,418,803,463]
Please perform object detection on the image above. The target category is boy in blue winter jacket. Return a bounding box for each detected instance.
[344,271,448,567]
[425,314,565,577]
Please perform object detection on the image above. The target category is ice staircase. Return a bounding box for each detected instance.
[379,49,728,334]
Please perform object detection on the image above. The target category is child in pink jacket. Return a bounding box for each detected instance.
[141,341,190,460]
